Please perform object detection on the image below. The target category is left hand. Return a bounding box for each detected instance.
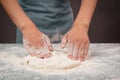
[61,23,90,61]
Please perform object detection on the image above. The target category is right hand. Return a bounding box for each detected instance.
[22,25,53,59]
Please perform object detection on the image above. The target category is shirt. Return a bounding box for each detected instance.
[16,0,74,43]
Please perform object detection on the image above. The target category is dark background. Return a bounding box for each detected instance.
[0,0,120,43]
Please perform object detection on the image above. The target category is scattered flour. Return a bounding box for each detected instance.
[0,49,115,76]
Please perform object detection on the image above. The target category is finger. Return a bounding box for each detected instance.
[44,35,54,51]
[35,53,44,59]
[23,38,29,46]
[61,35,68,49]
[25,47,35,56]
[78,43,84,61]
[72,44,79,60]
[43,37,52,55]
[44,52,52,58]
[34,49,41,55]
[42,36,53,58]
[23,38,31,49]
[23,39,35,56]
[43,45,52,58]
[27,47,35,56]
[67,42,74,59]
[37,47,52,58]
[83,43,89,59]
[43,42,53,58]
[33,47,45,58]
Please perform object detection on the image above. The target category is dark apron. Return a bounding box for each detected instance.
[17,0,74,43]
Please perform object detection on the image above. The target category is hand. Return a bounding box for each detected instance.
[61,24,90,61]
[22,26,53,59]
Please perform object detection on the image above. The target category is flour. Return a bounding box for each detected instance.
[23,50,81,70]
[0,49,91,74]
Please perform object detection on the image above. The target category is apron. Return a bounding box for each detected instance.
[17,0,74,43]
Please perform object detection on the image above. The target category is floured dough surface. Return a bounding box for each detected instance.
[24,50,81,70]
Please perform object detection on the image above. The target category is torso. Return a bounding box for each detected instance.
[17,0,73,43]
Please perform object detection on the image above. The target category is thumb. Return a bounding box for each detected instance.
[61,35,68,49]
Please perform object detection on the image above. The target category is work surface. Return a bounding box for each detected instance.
[0,44,120,80]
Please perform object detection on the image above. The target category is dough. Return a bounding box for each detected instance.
[24,49,81,70]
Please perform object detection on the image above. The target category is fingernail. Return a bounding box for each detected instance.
[50,46,54,51]
[72,57,78,60]
[79,58,85,62]
[68,55,73,59]
[44,53,52,58]
[36,54,44,58]
[61,44,65,49]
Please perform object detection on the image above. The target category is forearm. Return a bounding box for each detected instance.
[74,0,97,31]
[0,0,35,33]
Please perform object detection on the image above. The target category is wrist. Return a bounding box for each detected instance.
[72,21,89,33]
[19,22,36,34]
[20,23,43,39]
